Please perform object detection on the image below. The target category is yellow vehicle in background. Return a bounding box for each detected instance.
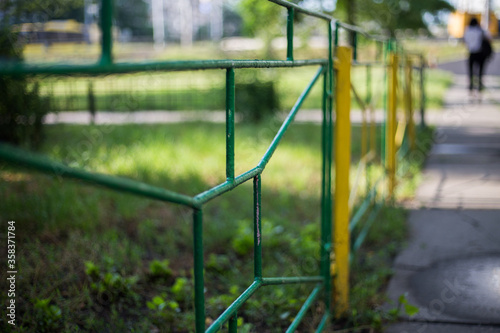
[17,19,86,44]
[448,10,498,38]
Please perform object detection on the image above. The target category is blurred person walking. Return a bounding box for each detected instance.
[464,17,493,92]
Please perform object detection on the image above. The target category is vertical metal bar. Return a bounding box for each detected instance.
[380,41,389,175]
[228,312,238,333]
[287,7,295,61]
[253,175,262,280]
[226,68,235,181]
[334,46,352,315]
[100,0,113,65]
[386,52,398,198]
[406,57,415,151]
[320,66,329,309]
[326,20,334,317]
[334,21,340,49]
[193,209,206,333]
[420,55,426,129]
[352,31,357,62]
[320,23,333,320]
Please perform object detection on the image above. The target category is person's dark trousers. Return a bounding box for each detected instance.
[468,52,485,91]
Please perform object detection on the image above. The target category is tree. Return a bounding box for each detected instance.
[335,0,454,36]
[237,0,306,57]
[114,0,151,37]
[0,26,50,148]
[0,1,52,148]
[4,0,84,23]
[238,0,284,56]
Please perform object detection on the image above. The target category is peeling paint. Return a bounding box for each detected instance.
[257,203,261,246]
[256,175,261,246]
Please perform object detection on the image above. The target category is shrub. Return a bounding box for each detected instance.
[0,25,50,148]
[236,72,279,123]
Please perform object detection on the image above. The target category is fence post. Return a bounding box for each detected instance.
[419,55,426,128]
[334,46,352,315]
[352,31,358,62]
[386,52,398,197]
[320,20,334,320]
[405,57,415,151]
[287,7,294,61]
[100,0,113,65]
[193,209,206,333]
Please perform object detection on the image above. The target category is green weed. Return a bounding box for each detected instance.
[148,259,174,281]
[84,260,139,305]
[33,298,62,332]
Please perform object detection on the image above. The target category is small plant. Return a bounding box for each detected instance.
[147,295,180,313]
[84,260,100,280]
[380,293,420,330]
[236,317,253,333]
[148,259,173,280]
[33,298,62,332]
[387,293,419,320]
[147,294,180,329]
[171,277,193,305]
[84,260,139,304]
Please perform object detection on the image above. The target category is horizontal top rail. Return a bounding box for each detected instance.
[335,21,388,42]
[352,60,386,67]
[268,0,333,21]
[0,59,328,76]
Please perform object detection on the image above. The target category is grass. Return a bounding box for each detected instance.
[0,117,433,332]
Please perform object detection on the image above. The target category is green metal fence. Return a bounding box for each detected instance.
[0,0,425,331]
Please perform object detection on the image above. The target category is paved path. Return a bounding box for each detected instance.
[438,52,500,76]
[43,109,428,126]
[384,74,500,332]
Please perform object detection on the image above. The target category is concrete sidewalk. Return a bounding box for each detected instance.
[42,109,391,125]
[43,109,431,126]
[384,75,500,332]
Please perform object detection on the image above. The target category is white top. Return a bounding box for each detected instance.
[464,26,487,53]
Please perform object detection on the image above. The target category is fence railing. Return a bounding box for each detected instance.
[0,0,425,331]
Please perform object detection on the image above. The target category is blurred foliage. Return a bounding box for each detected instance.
[236,79,279,123]
[238,0,305,56]
[335,0,454,35]
[0,25,50,148]
[1,0,83,22]
[114,0,151,37]
[2,0,150,37]
[33,298,63,333]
